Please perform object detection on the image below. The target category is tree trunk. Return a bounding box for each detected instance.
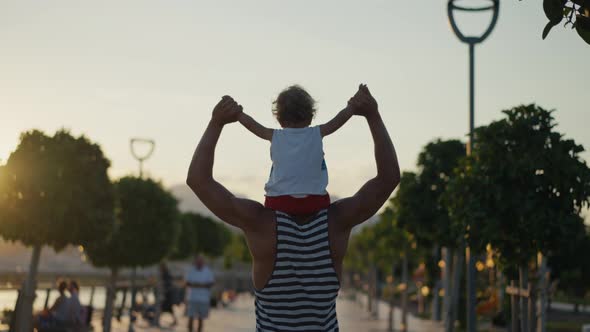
[432,280,442,322]
[372,266,379,318]
[448,248,464,332]
[103,267,118,332]
[117,287,127,320]
[89,286,96,307]
[498,272,505,313]
[432,244,442,322]
[153,271,163,326]
[529,285,536,332]
[442,247,453,331]
[367,269,373,314]
[15,244,42,332]
[519,266,529,332]
[388,261,396,332]
[510,280,519,332]
[536,253,548,332]
[418,288,425,314]
[128,267,137,332]
[466,247,477,332]
[401,252,409,332]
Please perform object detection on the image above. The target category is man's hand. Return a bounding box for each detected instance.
[348,84,378,118]
[212,96,243,126]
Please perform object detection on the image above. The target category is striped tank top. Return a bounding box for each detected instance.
[254,209,340,332]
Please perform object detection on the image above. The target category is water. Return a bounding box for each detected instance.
[0,286,132,312]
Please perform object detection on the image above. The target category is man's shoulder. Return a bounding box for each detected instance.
[242,207,275,234]
[327,200,355,233]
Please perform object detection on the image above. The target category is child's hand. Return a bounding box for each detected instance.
[348,84,378,118]
[212,96,243,126]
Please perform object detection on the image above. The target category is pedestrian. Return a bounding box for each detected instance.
[160,262,178,326]
[184,255,215,332]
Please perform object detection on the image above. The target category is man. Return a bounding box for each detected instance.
[66,280,84,327]
[184,255,215,332]
[34,280,70,329]
[186,84,400,331]
[50,281,70,324]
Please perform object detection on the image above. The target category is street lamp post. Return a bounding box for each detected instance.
[130,138,155,179]
[447,1,499,332]
[128,138,155,332]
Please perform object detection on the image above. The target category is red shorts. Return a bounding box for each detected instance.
[265,194,330,216]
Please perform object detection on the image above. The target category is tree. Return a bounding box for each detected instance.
[389,173,429,332]
[85,176,179,332]
[444,104,590,331]
[413,140,466,248]
[0,130,114,330]
[223,233,252,269]
[547,218,590,311]
[169,213,197,261]
[170,212,232,260]
[344,211,410,321]
[536,0,590,44]
[191,213,232,257]
[375,141,464,329]
[414,139,465,327]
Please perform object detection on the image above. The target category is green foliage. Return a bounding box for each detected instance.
[0,130,114,250]
[536,0,590,44]
[547,219,590,297]
[442,156,493,254]
[345,177,424,277]
[414,139,466,247]
[170,212,232,260]
[223,233,252,269]
[345,140,465,286]
[168,213,197,260]
[85,177,179,269]
[444,104,590,267]
[191,213,231,257]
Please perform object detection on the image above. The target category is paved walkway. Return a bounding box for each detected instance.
[95,292,443,332]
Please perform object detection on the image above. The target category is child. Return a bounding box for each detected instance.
[238,85,355,216]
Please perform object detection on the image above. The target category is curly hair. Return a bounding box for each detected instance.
[272,85,316,127]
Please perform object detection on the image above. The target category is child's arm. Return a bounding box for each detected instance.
[320,106,354,137]
[238,112,273,141]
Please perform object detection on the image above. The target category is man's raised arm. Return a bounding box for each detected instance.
[186,96,266,231]
[332,85,401,230]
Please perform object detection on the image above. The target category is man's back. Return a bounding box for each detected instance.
[254,209,340,332]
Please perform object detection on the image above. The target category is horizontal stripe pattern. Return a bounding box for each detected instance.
[255,209,339,332]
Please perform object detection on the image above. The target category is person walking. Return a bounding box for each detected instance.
[186,84,400,331]
[159,262,178,326]
[184,255,215,332]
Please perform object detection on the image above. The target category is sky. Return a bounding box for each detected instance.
[1,1,589,206]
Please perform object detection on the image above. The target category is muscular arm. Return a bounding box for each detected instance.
[186,97,267,231]
[320,107,354,137]
[332,86,400,230]
[239,112,273,141]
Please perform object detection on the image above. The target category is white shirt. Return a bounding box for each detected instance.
[185,266,214,303]
[265,126,328,197]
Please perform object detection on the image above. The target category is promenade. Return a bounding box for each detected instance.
[97,291,443,332]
